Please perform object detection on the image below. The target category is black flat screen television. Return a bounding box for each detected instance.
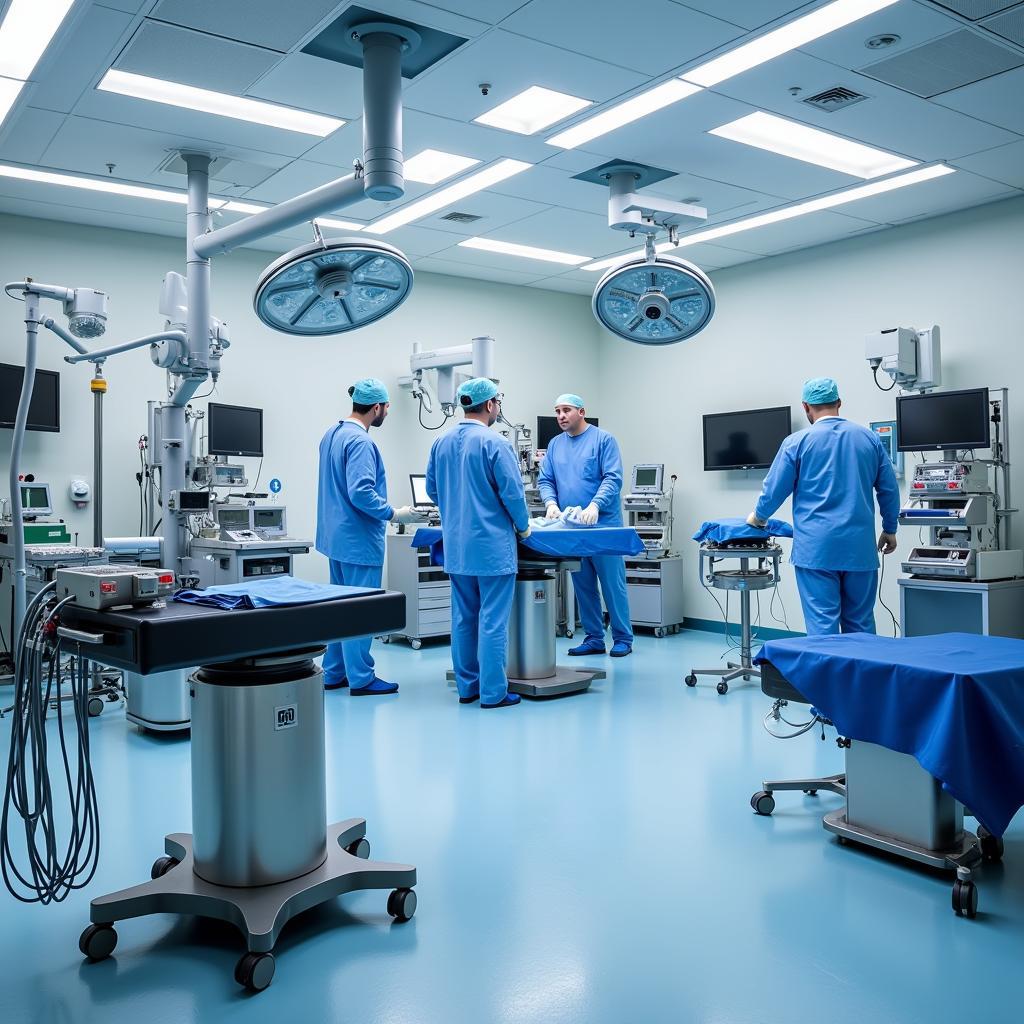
[896,387,990,452]
[0,362,60,432]
[536,415,599,450]
[207,402,264,458]
[703,406,792,471]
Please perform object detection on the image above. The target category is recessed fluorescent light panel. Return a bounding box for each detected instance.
[366,159,532,235]
[403,149,481,184]
[458,237,589,266]
[547,79,701,150]
[0,76,24,125]
[709,111,916,178]
[0,0,75,81]
[682,0,900,87]
[475,86,591,135]
[581,165,955,271]
[98,70,344,136]
[0,163,189,204]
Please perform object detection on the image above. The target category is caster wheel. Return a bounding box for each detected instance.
[565,631,574,640]
[410,639,422,651]
[751,791,775,816]
[380,636,390,644]
[684,674,697,687]
[235,951,275,992]
[150,855,180,879]
[717,681,729,695]
[952,879,978,919]
[977,827,1004,863]
[87,697,104,718]
[345,837,371,859]
[654,627,666,638]
[387,887,417,922]
[79,923,117,961]
[106,692,120,702]
[803,789,818,796]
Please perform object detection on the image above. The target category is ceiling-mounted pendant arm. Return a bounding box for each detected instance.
[604,163,708,237]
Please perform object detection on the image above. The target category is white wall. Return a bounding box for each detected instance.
[0,213,599,585]
[596,194,1024,634]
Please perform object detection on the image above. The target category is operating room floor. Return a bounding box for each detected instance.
[2,629,1021,1024]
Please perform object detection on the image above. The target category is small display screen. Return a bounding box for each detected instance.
[703,407,792,471]
[896,388,990,452]
[254,509,284,530]
[634,468,658,487]
[410,474,432,506]
[218,508,250,529]
[208,403,263,457]
[1,363,60,432]
[20,484,51,511]
[178,490,211,511]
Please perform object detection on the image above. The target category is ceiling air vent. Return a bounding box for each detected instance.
[440,212,482,223]
[801,86,869,112]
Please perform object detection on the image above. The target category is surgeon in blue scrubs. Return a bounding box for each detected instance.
[426,378,531,709]
[316,378,420,695]
[539,394,634,658]
[747,377,899,636]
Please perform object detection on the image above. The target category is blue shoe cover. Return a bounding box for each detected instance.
[350,678,399,696]
[481,693,521,709]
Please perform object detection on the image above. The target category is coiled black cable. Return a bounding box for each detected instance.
[2,585,100,903]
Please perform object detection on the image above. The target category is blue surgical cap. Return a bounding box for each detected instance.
[802,377,840,405]
[349,377,389,405]
[555,393,584,409]
[457,377,500,407]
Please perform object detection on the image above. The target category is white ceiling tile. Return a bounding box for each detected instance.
[642,172,787,217]
[797,2,960,69]
[526,277,592,295]
[824,165,1017,224]
[502,0,743,76]
[115,22,281,94]
[246,52,363,121]
[150,0,341,51]
[70,89,326,159]
[933,66,1024,134]
[346,0,492,38]
[39,116,291,187]
[409,1,533,23]
[0,175,187,225]
[663,240,762,266]
[411,255,544,285]
[706,51,1019,161]
[410,190,550,235]
[472,206,615,257]
[96,2,156,12]
[951,139,1024,189]
[487,164,607,214]
[362,223,464,256]
[671,2,811,31]
[401,29,647,126]
[0,107,66,165]
[25,5,135,114]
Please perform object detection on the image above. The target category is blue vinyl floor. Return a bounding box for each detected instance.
[2,628,1021,1024]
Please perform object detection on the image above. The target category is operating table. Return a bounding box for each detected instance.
[750,632,1024,918]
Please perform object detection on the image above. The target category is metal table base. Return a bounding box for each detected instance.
[446,666,604,698]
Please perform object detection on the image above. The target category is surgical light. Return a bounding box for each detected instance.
[475,86,592,135]
[98,70,345,136]
[709,112,916,178]
[253,238,413,336]
[63,288,109,339]
[593,245,715,345]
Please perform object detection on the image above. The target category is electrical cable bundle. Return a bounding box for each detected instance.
[1,584,100,904]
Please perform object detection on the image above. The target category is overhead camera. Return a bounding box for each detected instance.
[479,82,491,96]
[638,290,670,322]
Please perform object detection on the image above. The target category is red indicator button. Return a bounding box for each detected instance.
[100,581,117,594]
[158,573,174,584]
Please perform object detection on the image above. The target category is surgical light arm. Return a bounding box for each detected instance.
[407,336,495,411]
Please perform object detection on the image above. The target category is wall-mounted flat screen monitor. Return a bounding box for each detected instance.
[536,415,600,450]
[703,406,792,471]
[208,402,264,458]
[896,388,990,452]
[0,363,60,432]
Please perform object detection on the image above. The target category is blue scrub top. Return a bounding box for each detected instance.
[425,420,530,576]
[316,419,393,566]
[754,416,900,571]
[538,425,624,526]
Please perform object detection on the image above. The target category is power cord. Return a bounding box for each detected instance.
[872,365,896,392]
[878,551,900,637]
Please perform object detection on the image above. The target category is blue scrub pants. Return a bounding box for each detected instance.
[795,567,878,636]
[323,560,382,687]
[448,572,517,705]
[573,554,634,646]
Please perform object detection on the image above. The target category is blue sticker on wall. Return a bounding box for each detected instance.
[269,478,282,494]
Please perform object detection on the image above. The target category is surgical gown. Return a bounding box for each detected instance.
[538,425,633,646]
[426,421,530,703]
[754,416,900,635]
[316,419,393,687]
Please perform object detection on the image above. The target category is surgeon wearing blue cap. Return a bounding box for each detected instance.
[746,378,900,635]
[539,394,634,657]
[316,378,420,695]
[426,377,531,709]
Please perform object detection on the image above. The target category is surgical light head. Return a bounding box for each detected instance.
[63,288,109,339]
[593,251,714,345]
[253,238,413,336]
